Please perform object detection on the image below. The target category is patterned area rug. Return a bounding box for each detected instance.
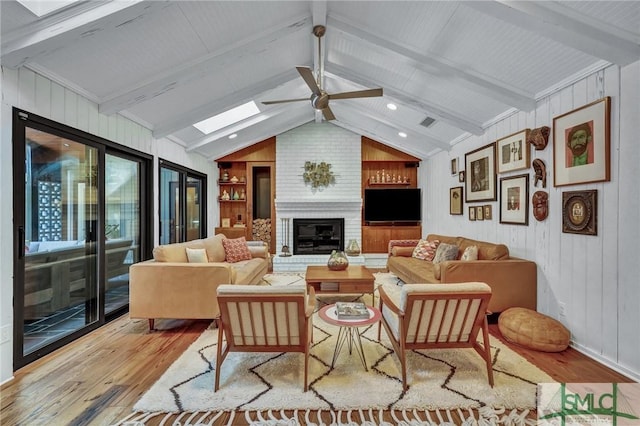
[117,273,552,425]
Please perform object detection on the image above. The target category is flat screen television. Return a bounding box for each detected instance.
[364,188,421,223]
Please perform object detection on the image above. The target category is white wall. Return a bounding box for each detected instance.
[419,62,640,381]
[0,67,215,384]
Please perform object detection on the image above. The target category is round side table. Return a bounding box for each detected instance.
[319,304,382,371]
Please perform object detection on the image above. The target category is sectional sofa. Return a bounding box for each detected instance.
[386,233,537,313]
[129,234,269,331]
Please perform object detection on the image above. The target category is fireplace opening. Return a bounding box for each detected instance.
[292,218,344,255]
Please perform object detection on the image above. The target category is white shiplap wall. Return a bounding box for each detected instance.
[419,62,640,381]
[0,67,215,384]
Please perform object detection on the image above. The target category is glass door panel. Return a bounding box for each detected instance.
[22,128,99,356]
[186,177,202,241]
[160,168,180,244]
[105,154,140,314]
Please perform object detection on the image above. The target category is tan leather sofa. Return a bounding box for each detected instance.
[386,234,536,313]
[129,234,269,330]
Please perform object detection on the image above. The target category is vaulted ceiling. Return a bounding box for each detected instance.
[2,1,639,160]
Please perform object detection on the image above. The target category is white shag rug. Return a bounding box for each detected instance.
[117,273,553,426]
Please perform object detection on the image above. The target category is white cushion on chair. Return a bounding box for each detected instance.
[217,282,306,294]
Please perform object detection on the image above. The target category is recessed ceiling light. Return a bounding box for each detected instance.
[228,134,237,139]
[398,132,407,138]
[387,103,397,111]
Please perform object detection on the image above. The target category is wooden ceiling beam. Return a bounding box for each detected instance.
[327,14,537,112]
[467,1,640,66]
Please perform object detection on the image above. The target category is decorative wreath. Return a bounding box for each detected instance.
[302,161,335,189]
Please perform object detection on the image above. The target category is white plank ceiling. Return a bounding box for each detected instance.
[2,1,639,160]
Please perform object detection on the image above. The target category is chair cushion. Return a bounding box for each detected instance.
[498,307,570,352]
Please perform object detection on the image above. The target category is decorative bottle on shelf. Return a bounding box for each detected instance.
[345,240,361,256]
[232,189,240,200]
[239,188,246,200]
[221,170,229,182]
[327,250,349,271]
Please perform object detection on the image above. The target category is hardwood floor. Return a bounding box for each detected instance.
[0,314,634,426]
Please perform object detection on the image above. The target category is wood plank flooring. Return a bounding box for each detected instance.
[0,313,634,426]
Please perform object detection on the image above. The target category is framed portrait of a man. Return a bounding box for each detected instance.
[465,143,496,202]
[553,97,610,187]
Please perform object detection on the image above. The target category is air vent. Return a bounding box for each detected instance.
[420,116,436,128]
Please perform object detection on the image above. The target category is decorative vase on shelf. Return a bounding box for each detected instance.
[221,170,229,182]
[327,250,349,271]
[345,239,361,256]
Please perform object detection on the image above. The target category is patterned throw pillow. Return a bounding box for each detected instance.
[411,239,440,261]
[433,243,459,264]
[461,245,478,261]
[186,247,208,263]
[222,237,253,263]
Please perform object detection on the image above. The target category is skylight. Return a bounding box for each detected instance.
[193,101,260,135]
[17,0,80,17]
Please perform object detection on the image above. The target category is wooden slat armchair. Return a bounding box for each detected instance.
[378,282,494,391]
[215,283,315,392]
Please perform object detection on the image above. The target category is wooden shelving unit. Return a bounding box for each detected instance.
[216,138,276,253]
[361,137,422,253]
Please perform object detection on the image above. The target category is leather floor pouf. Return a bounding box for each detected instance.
[498,307,570,352]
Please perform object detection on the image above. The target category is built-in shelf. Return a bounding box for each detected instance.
[218,181,246,185]
[218,199,246,203]
[367,181,411,187]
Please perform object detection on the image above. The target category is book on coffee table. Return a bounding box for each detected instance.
[335,302,370,320]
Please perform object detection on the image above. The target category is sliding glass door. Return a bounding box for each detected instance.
[159,160,207,244]
[19,128,100,359]
[13,109,152,369]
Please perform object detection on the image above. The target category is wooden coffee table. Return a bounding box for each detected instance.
[305,265,375,305]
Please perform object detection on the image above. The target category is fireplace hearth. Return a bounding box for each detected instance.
[293,218,344,255]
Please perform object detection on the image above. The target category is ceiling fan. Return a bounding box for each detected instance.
[261,25,383,121]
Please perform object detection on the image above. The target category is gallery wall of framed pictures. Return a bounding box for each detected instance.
[453,96,609,231]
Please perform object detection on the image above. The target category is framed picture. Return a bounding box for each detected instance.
[499,174,529,225]
[553,97,611,187]
[221,217,231,227]
[562,190,597,235]
[465,143,497,202]
[469,206,476,221]
[483,205,492,220]
[497,129,530,173]
[459,171,465,183]
[476,206,484,221]
[450,186,463,215]
[451,158,458,175]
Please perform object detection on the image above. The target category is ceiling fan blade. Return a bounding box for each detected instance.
[296,66,321,96]
[261,97,309,105]
[322,106,336,121]
[329,88,383,100]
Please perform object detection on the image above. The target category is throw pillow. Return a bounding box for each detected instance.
[461,245,478,261]
[391,246,415,257]
[411,239,440,261]
[222,237,253,263]
[433,242,459,264]
[186,247,208,263]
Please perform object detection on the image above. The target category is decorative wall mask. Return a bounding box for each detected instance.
[302,161,335,189]
[532,159,547,188]
[532,191,548,221]
[527,126,550,150]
